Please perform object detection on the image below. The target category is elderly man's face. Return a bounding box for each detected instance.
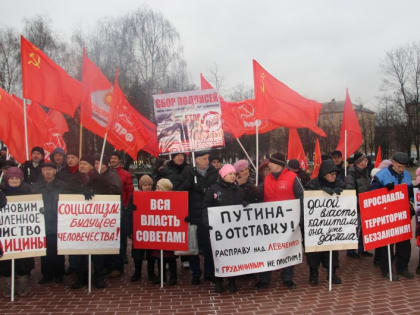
[391,160,406,174]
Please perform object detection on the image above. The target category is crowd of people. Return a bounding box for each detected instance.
[0,146,419,296]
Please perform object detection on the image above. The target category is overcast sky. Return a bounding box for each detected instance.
[2,0,420,109]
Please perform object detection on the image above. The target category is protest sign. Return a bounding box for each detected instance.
[57,194,121,255]
[0,194,46,260]
[133,191,188,251]
[304,190,358,252]
[153,89,225,153]
[208,200,302,277]
[360,184,411,251]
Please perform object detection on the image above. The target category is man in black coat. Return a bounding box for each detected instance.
[159,153,190,190]
[21,146,45,184]
[186,151,219,284]
[32,162,66,284]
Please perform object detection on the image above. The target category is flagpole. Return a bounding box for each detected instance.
[79,122,83,159]
[11,259,15,302]
[255,124,259,186]
[23,99,30,161]
[344,130,347,177]
[328,251,332,291]
[98,131,108,175]
[236,138,256,170]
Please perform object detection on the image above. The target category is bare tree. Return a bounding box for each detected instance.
[380,42,420,157]
[0,27,20,93]
[228,83,254,101]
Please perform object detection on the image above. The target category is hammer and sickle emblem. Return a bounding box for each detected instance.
[28,53,40,69]
[260,72,265,93]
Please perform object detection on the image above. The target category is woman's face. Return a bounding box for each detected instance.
[8,176,21,187]
[79,161,94,174]
[223,172,236,183]
[238,168,249,179]
[141,183,153,191]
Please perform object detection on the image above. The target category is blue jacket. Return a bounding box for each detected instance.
[371,165,413,199]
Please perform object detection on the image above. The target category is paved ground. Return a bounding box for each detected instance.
[0,240,419,315]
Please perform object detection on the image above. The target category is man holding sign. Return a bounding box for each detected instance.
[369,152,414,280]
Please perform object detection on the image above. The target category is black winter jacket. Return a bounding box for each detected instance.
[203,180,245,226]
[186,165,219,225]
[20,160,43,184]
[159,160,190,191]
[344,166,370,195]
[32,178,67,236]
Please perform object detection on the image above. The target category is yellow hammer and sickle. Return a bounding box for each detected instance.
[260,72,265,93]
[28,53,40,69]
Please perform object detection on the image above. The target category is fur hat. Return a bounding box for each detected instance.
[370,167,380,179]
[156,178,173,191]
[219,164,236,178]
[353,152,367,165]
[233,159,249,173]
[415,167,420,186]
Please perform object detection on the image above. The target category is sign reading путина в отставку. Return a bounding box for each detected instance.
[57,194,121,255]
[208,200,302,277]
[359,184,412,251]
[132,191,189,251]
[304,190,358,252]
[0,194,46,260]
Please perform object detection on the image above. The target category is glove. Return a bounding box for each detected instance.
[39,207,45,215]
[131,205,137,211]
[417,236,420,247]
[242,200,250,207]
[208,225,213,230]
[184,216,190,223]
[385,182,394,191]
[322,187,334,195]
[334,187,343,195]
[84,190,95,200]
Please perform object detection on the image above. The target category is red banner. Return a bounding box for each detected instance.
[359,184,412,250]
[132,191,188,251]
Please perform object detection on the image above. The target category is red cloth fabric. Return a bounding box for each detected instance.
[287,128,308,170]
[21,36,82,117]
[335,89,362,159]
[68,164,79,174]
[253,60,325,137]
[114,166,134,207]
[311,138,322,179]
[375,146,382,168]
[264,169,297,202]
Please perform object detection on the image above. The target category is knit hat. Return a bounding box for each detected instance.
[5,166,23,181]
[330,150,342,157]
[51,148,66,162]
[353,152,367,165]
[31,146,45,157]
[269,152,286,166]
[233,159,249,173]
[66,148,79,158]
[171,153,185,160]
[219,164,236,178]
[378,159,392,169]
[40,161,56,169]
[392,152,410,165]
[80,155,95,167]
[287,159,300,170]
[156,178,173,191]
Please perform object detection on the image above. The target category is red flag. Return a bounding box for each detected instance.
[21,36,82,117]
[138,115,159,157]
[311,138,322,179]
[253,60,326,137]
[0,88,48,163]
[200,74,277,138]
[108,72,147,160]
[287,128,308,170]
[375,146,382,168]
[81,50,113,138]
[335,89,362,159]
[48,110,69,134]
[12,96,68,161]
